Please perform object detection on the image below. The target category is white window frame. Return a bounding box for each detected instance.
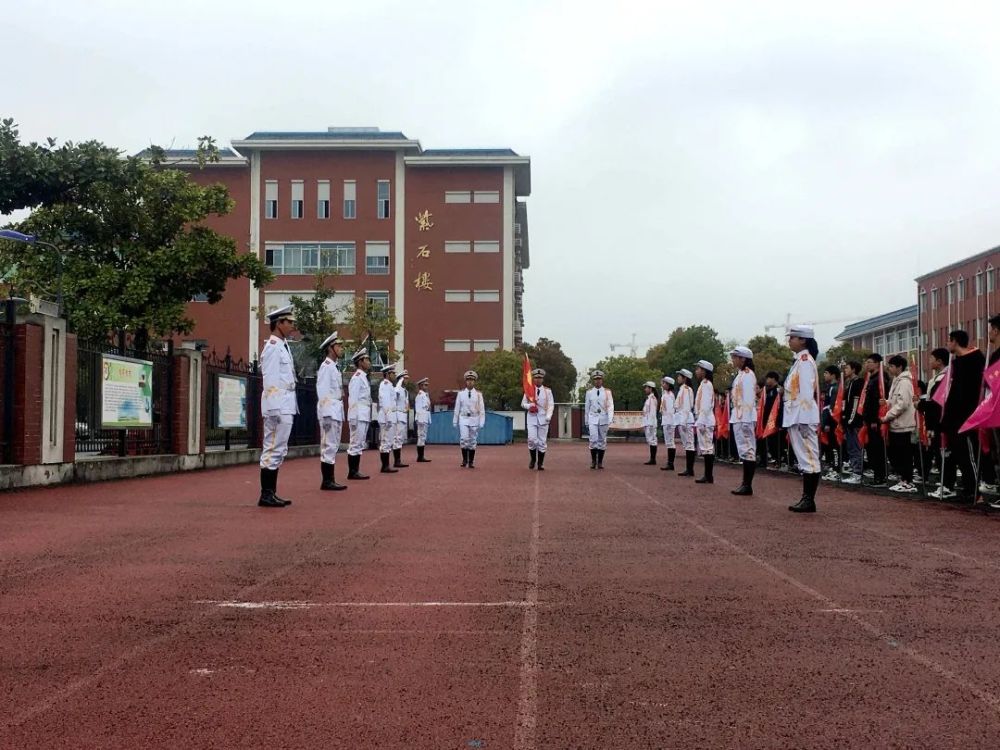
[445,241,471,254]
[444,339,471,352]
[290,180,304,220]
[365,290,390,312]
[377,180,390,219]
[931,287,939,309]
[957,276,966,302]
[919,289,926,313]
[473,339,500,352]
[976,271,984,296]
[473,191,500,204]
[317,180,330,219]
[988,266,996,293]
[365,241,390,275]
[946,281,954,304]
[473,289,500,303]
[264,241,356,275]
[343,180,357,219]
[473,240,500,254]
[445,290,471,303]
[445,191,471,204]
[265,180,278,219]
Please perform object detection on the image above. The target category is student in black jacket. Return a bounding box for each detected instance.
[862,353,892,486]
[820,365,841,477]
[757,371,783,466]
[841,361,865,483]
[939,330,985,502]
[916,347,949,482]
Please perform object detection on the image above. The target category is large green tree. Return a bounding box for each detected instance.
[472,349,524,410]
[819,341,873,372]
[523,337,577,401]
[0,119,270,348]
[578,355,660,410]
[645,325,726,380]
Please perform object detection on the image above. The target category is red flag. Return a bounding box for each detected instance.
[762,393,781,438]
[910,354,929,447]
[959,358,1000,432]
[716,398,730,439]
[755,386,766,438]
[522,353,534,404]
[932,361,951,411]
[832,370,845,446]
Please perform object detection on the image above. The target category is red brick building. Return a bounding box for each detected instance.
[159,128,530,397]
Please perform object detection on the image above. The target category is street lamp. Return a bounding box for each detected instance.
[0,229,63,314]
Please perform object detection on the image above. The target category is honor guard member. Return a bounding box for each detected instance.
[585,370,615,469]
[674,369,697,476]
[258,305,297,508]
[660,376,677,470]
[642,382,659,465]
[454,370,486,468]
[522,368,555,470]
[377,364,398,474]
[784,325,822,513]
[414,378,433,462]
[728,346,758,496]
[393,370,410,468]
[693,360,717,483]
[346,347,372,480]
[316,331,347,492]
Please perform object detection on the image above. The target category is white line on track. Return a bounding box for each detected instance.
[513,472,540,750]
[616,476,1000,718]
[197,600,532,609]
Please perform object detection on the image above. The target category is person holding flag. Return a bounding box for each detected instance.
[522,363,555,470]
[881,355,917,493]
[917,348,949,485]
[674,369,697,476]
[641,381,660,465]
[693,360,716,484]
[728,346,757,496]
[939,330,984,502]
[659,376,677,471]
[820,365,842,480]
[756,372,783,467]
[862,354,891,488]
[784,325,822,513]
[840,361,865,484]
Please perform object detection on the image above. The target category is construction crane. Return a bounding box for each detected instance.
[609,332,655,358]
[763,313,870,337]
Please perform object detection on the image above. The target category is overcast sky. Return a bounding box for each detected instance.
[7,0,1000,373]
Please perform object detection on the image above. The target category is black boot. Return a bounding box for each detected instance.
[644,445,657,465]
[537,451,546,471]
[321,462,346,491]
[258,468,285,507]
[662,447,676,471]
[696,455,714,484]
[732,460,755,496]
[678,450,696,477]
[597,449,605,469]
[347,454,369,480]
[393,448,408,468]
[380,452,397,473]
[468,449,476,469]
[417,446,431,463]
[461,448,468,467]
[270,469,292,506]
[789,472,819,513]
[529,449,537,470]
[590,448,598,469]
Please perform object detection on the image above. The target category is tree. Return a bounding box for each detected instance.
[339,294,402,358]
[523,337,577,401]
[0,120,270,348]
[746,335,795,382]
[578,355,660,410]
[472,349,523,410]
[645,325,726,381]
[819,341,873,372]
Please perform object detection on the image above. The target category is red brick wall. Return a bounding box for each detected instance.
[918,250,1000,354]
[171,353,191,455]
[63,334,77,462]
[12,324,44,465]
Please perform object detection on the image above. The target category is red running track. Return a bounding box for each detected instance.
[2,443,1000,748]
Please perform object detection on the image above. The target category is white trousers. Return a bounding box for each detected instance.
[588,423,608,450]
[527,421,549,452]
[677,424,695,451]
[260,414,293,470]
[733,422,756,462]
[788,423,821,474]
[460,424,480,449]
[696,425,715,456]
[379,420,394,453]
[320,419,341,464]
[348,419,369,457]
[416,422,429,446]
[393,421,406,450]
[644,424,657,447]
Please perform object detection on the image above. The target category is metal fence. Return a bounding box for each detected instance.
[76,335,174,456]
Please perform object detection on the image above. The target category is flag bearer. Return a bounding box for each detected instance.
[674,369,696,476]
[693,360,717,484]
[414,377,433,462]
[454,370,486,468]
[393,369,410,468]
[660,376,676,470]
[728,345,758,496]
[258,305,297,508]
[585,370,615,469]
[377,364,398,474]
[523,368,555,470]
[346,347,372,480]
[642,381,659,465]
[785,325,822,513]
[316,331,347,492]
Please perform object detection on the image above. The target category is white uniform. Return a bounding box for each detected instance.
[259,335,298,470]
[694,380,716,456]
[783,351,821,474]
[522,385,555,453]
[660,390,675,443]
[378,379,396,453]
[585,387,615,450]
[730,368,758,462]
[316,357,344,465]
[674,384,695,451]
[347,370,372,457]
[415,391,433,446]
[453,388,486,449]
[642,392,659,447]
[394,381,409,449]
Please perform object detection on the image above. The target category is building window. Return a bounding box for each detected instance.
[957,277,966,302]
[445,290,471,302]
[365,242,390,275]
[473,241,500,254]
[365,291,389,313]
[473,339,500,352]
[290,180,304,219]
[343,180,356,219]
[919,290,926,313]
[473,191,500,204]
[377,180,390,219]
[473,289,500,303]
[317,180,330,219]
[910,329,919,351]
[265,180,278,219]
[264,242,356,275]
[988,266,996,293]
[444,339,471,352]
[445,191,471,204]
[931,288,939,309]
[946,281,954,304]
[445,241,471,254]
[976,271,984,296]
[976,318,984,340]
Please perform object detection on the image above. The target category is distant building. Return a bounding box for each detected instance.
[915,246,1000,353]
[834,305,919,358]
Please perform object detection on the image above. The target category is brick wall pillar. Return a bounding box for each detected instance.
[171,350,205,456]
[11,323,44,465]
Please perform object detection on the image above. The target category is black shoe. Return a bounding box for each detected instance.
[393,448,408,468]
[644,446,657,465]
[695,455,714,484]
[416,446,431,463]
[347,454,369,480]
[788,498,816,512]
[258,490,285,508]
[597,449,605,470]
[789,472,820,512]
[537,452,546,471]
[529,449,537,470]
[461,448,468,468]
[662,448,676,471]
[677,450,696,477]
[269,469,291,505]
[320,462,347,491]
[380,453,397,473]
[590,448,597,470]
[468,450,476,469]
[732,460,755,495]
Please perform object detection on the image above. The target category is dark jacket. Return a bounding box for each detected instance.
[862,371,892,424]
[917,369,946,432]
[821,380,838,429]
[843,376,864,429]
[941,349,986,432]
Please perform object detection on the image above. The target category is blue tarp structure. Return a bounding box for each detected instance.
[426,411,513,445]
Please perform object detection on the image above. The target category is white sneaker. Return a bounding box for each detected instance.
[822,471,839,481]
[890,482,917,493]
[979,482,998,493]
[863,470,874,479]
[930,486,957,499]
[842,474,861,485]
